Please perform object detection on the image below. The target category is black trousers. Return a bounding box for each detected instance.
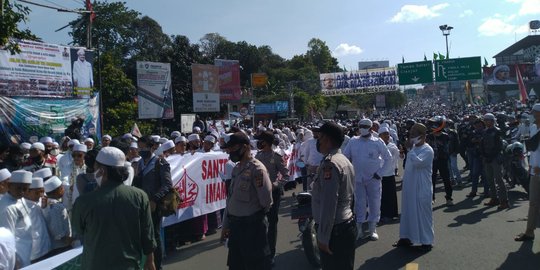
[432,158,453,200]
[152,208,163,270]
[381,175,399,219]
[320,221,357,270]
[227,212,271,270]
[266,188,282,258]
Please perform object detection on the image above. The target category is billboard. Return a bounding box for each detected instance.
[251,73,268,88]
[483,64,539,103]
[0,93,101,144]
[214,59,241,101]
[136,61,174,119]
[0,40,94,98]
[192,64,220,112]
[320,67,398,96]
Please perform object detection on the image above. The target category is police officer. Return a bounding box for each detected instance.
[426,116,454,206]
[311,122,357,270]
[254,131,289,265]
[220,132,273,270]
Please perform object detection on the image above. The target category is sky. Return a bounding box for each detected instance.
[19,0,540,71]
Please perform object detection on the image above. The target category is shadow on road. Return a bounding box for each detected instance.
[357,247,425,270]
[447,203,499,227]
[163,238,222,265]
[274,247,316,270]
[497,241,540,270]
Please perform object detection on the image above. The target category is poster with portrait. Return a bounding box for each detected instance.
[192,64,220,112]
[0,40,94,98]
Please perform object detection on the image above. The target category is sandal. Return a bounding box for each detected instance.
[514,233,534,242]
[393,238,412,247]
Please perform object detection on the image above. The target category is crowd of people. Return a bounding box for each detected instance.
[0,98,538,270]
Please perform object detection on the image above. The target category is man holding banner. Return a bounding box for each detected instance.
[220,132,273,270]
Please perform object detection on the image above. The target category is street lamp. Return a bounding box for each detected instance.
[439,24,453,59]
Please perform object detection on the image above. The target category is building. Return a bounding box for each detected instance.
[358,60,389,70]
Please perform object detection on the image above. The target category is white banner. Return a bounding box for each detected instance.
[137,61,174,119]
[162,145,299,227]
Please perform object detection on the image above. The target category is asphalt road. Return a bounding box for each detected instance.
[163,159,540,270]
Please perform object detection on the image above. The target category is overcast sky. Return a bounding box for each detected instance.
[22,0,540,70]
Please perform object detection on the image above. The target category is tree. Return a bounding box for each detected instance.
[306,38,340,73]
[69,1,140,57]
[199,33,228,59]
[0,0,40,53]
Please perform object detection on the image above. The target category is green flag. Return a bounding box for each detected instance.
[402,56,405,63]
[424,54,427,61]
[433,52,438,60]
[438,52,445,60]
[484,57,489,67]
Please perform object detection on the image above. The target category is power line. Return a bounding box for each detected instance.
[42,0,69,10]
[16,0,92,13]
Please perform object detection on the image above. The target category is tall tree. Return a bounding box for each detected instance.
[199,33,228,59]
[69,1,140,57]
[306,38,340,73]
[0,0,40,53]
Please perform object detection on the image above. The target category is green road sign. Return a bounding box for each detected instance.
[434,56,481,82]
[397,61,433,85]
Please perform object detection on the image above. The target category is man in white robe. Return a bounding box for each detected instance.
[394,123,435,251]
[72,48,93,97]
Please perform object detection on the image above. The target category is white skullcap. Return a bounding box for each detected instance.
[171,131,181,138]
[30,177,44,189]
[161,140,175,152]
[33,168,52,180]
[380,123,390,129]
[40,137,53,144]
[73,144,87,153]
[97,147,126,167]
[102,135,112,141]
[122,133,133,139]
[68,139,80,147]
[359,119,373,127]
[193,127,201,133]
[44,176,62,193]
[9,170,32,184]
[21,142,31,150]
[204,135,216,144]
[175,136,187,144]
[84,138,94,144]
[53,142,59,147]
[31,142,45,151]
[379,127,390,134]
[130,142,138,149]
[0,169,11,182]
[188,134,200,142]
[158,138,168,144]
[532,103,540,112]
[150,135,160,142]
[77,48,85,55]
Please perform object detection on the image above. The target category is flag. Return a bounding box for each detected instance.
[131,122,142,138]
[465,81,473,104]
[402,56,405,64]
[516,65,528,104]
[483,57,489,67]
[268,119,273,129]
[424,54,427,61]
[438,52,445,60]
[433,52,438,61]
[86,0,96,23]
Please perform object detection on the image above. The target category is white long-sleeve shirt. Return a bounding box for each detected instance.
[382,142,400,177]
[304,138,324,166]
[343,135,392,182]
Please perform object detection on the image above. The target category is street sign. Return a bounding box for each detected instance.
[239,106,248,117]
[434,56,482,82]
[397,61,433,85]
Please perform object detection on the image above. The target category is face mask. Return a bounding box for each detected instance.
[139,150,151,160]
[94,168,104,186]
[229,147,245,162]
[359,128,370,136]
[411,136,422,145]
[50,149,60,156]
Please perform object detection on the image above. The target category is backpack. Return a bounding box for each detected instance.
[154,158,182,217]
